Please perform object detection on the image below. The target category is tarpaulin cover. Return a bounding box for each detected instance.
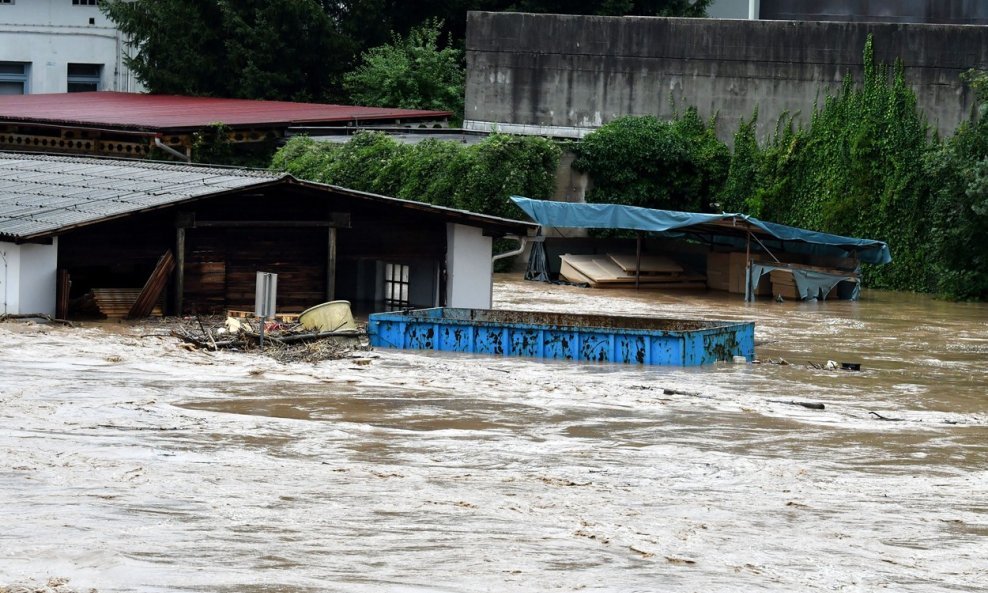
[747,263,860,302]
[510,196,892,265]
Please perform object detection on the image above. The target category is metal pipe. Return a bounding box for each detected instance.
[154,137,191,162]
[491,235,527,263]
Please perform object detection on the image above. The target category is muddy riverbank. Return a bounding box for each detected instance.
[1,275,986,592]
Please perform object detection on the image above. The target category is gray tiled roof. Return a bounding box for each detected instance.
[0,153,283,240]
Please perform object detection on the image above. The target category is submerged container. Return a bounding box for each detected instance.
[298,300,358,332]
[367,308,754,366]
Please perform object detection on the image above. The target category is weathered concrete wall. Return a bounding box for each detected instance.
[464,12,988,140]
[760,0,988,25]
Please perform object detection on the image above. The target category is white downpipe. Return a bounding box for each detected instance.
[154,137,191,162]
[491,235,527,263]
[1,250,7,315]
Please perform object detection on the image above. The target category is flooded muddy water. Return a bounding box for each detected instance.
[1,275,986,592]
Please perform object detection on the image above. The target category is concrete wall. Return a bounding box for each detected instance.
[464,12,988,141]
[759,0,988,25]
[0,239,57,316]
[0,0,142,94]
[707,0,758,20]
[445,223,493,309]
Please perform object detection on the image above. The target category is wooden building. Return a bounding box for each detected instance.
[0,153,533,318]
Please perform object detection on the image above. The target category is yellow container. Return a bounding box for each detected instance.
[298,300,358,333]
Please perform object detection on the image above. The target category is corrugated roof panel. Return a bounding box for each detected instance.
[0,152,285,239]
[0,92,452,131]
[0,151,536,241]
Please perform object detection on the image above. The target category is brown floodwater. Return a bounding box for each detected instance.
[0,275,985,592]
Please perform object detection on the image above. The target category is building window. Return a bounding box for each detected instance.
[0,62,29,95]
[0,1,14,5]
[67,63,102,92]
[384,263,410,311]
[72,0,98,5]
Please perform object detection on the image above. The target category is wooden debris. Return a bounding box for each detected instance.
[170,315,369,363]
[0,313,73,327]
[129,250,176,319]
[870,411,905,422]
[89,288,163,319]
[769,399,826,410]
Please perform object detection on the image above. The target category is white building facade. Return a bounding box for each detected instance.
[0,0,142,95]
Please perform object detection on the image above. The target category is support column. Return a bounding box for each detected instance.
[326,227,337,301]
[174,226,185,315]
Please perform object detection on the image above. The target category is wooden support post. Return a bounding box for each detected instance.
[175,226,185,316]
[635,233,643,290]
[745,231,752,301]
[56,270,71,320]
[326,227,337,301]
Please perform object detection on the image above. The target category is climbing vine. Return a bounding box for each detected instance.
[270,132,561,220]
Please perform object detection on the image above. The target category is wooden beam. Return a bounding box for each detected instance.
[129,250,176,319]
[192,214,351,229]
[326,227,337,301]
[635,233,642,290]
[175,227,185,315]
[56,270,71,320]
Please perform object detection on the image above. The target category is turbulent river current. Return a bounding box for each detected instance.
[1,275,986,592]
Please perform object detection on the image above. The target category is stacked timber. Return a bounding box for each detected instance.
[559,254,705,289]
[88,288,163,319]
[706,251,771,296]
[769,269,800,299]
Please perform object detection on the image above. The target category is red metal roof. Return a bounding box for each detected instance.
[0,92,452,132]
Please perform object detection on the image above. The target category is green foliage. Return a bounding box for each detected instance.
[189,123,279,168]
[271,132,561,219]
[344,19,465,118]
[459,134,562,218]
[102,0,353,102]
[714,38,988,298]
[103,1,711,103]
[925,72,988,300]
[572,109,728,212]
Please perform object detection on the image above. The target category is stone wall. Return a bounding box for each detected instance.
[464,12,988,141]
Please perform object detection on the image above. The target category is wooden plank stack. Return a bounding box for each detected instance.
[129,250,175,319]
[706,251,771,296]
[769,269,800,299]
[90,288,163,319]
[559,254,705,288]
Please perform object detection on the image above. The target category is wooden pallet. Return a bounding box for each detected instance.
[226,309,300,323]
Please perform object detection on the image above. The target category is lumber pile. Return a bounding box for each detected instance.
[706,251,771,296]
[559,254,705,289]
[769,269,800,299]
[88,288,163,319]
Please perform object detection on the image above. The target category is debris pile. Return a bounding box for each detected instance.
[170,315,370,363]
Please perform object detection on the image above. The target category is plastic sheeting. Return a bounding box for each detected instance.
[525,237,550,282]
[747,263,860,302]
[510,197,892,265]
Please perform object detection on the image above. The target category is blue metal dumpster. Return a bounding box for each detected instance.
[367,308,754,366]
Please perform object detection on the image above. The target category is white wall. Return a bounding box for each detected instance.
[0,0,142,94]
[445,223,493,309]
[707,0,760,20]
[0,239,58,316]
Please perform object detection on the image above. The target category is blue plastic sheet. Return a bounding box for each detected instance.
[510,197,892,265]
